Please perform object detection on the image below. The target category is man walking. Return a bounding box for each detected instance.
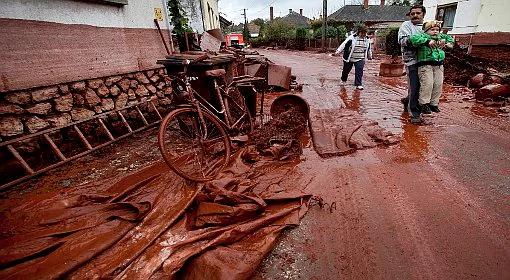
[398,5,426,124]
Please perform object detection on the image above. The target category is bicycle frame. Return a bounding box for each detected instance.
[178,65,251,134]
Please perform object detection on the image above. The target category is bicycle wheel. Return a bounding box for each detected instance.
[224,87,254,136]
[158,107,231,182]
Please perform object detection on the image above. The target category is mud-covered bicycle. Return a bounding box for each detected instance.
[158,55,264,182]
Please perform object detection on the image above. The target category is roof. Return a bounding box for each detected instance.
[247,23,260,35]
[328,5,409,22]
[280,11,311,27]
[219,15,232,27]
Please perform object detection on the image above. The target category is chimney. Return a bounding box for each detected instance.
[300,9,303,16]
[364,0,369,9]
[289,9,293,14]
[381,0,385,5]
[270,6,274,21]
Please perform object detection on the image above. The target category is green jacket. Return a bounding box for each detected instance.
[409,33,454,64]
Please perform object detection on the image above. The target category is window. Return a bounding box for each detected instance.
[436,4,457,29]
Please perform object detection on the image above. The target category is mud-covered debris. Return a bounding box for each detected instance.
[444,47,510,86]
[248,108,308,160]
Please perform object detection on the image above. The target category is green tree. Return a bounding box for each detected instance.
[385,27,401,59]
[243,23,250,42]
[167,0,192,51]
[337,25,347,42]
[251,18,267,37]
[295,27,309,50]
[264,20,294,45]
[326,26,337,38]
[167,0,191,35]
[251,18,266,28]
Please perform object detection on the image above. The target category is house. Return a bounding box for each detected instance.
[247,23,261,38]
[279,9,311,28]
[328,3,409,30]
[0,0,175,139]
[219,15,233,32]
[202,0,220,31]
[423,0,510,60]
[181,0,220,32]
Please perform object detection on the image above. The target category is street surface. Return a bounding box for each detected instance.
[253,49,510,280]
[2,49,508,280]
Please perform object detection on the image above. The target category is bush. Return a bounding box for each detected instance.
[295,27,309,50]
[313,26,338,39]
[385,27,401,58]
[326,26,337,38]
[264,20,295,45]
[250,37,269,48]
[337,25,347,42]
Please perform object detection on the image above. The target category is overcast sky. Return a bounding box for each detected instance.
[218,0,383,24]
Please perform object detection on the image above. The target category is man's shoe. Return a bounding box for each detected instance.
[356,86,364,90]
[340,81,346,86]
[420,104,432,114]
[429,105,441,113]
[410,116,423,124]
[401,97,409,112]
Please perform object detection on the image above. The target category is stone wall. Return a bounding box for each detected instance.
[0,67,173,140]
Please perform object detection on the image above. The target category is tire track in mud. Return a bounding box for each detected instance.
[327,166,379,279]
[363,160,450,279]
[428,159,510,251]
[372,148,510,279]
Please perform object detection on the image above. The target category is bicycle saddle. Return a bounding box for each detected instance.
[204,69,226,77]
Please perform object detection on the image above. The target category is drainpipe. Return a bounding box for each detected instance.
[161,0,175,53]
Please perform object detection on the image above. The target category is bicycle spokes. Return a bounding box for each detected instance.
[158,108,230,182]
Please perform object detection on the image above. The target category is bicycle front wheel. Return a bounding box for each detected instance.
[158,107,231,182]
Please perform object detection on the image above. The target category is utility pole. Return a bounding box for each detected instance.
[322,0,327,51]
[242,9,247,25]
[242,9,249,43]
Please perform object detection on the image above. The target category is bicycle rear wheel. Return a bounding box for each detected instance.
[224,87,254,136]
[158,107,231,182]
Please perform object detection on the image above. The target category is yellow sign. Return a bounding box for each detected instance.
[154,8,163,21]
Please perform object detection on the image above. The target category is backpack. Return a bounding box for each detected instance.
[343,39,353,61]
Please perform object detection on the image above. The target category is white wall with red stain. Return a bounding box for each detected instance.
[0,0,173,92]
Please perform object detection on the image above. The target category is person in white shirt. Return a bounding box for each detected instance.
[335,26,373,90]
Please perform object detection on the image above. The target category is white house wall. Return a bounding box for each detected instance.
[476,0,510,33]
[423,0,482,34]
[201,0,220,31]
[181,0,205,33]
[0,0,169,29]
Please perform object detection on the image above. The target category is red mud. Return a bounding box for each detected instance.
[1,49,510,280]
[0,150,312,279]
[251,49,510,280]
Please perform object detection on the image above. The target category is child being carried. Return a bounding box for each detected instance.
[410,20,454,114]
